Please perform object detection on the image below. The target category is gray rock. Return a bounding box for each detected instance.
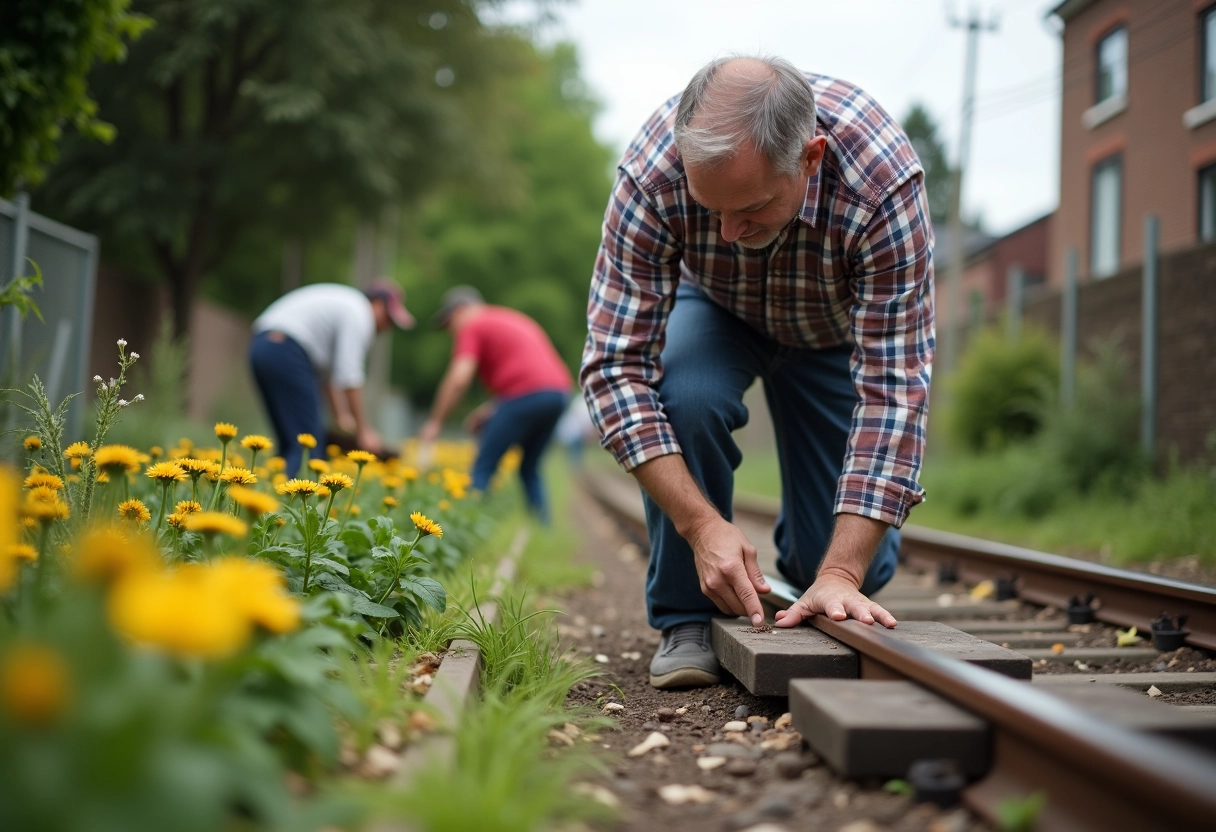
[735,705,750,720]
[642,721,659,731]
[757,794,795,818]
[775,751,813,779]
[656,707,676,722]
[725,758,757,777]
[700,705,713,713]
[707,742,763,760]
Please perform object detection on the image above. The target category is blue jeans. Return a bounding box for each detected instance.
[472,389,568,523]
[249,331,324,474]
[644,286,899,630]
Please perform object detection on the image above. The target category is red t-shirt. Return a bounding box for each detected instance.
[453,306,572,399]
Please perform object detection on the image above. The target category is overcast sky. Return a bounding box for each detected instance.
[496,0,1063,236]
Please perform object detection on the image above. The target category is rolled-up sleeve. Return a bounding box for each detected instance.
[331,312,374,390]
[579,170,683,471]
[836,173,935,528]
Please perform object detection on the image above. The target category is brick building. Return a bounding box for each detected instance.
[1049,0,1216,286]
[961,213,1053,324]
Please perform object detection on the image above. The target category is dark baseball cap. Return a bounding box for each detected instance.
[363,279,416,330]
[431,285,484,329]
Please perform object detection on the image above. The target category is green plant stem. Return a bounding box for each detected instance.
[207,442,229,510]
[342,466,365,526]
[154,482,171,531]
[300,498,317,593]
[376,531,422,605]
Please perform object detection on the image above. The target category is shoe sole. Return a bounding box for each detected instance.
[649,667,720,689]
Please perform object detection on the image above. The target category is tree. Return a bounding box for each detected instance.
[901,103,954,228]
[392,41,614,404]
[35,0,512,338]
[0,0,150,196]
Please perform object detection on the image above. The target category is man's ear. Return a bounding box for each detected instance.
[802,136,828,177]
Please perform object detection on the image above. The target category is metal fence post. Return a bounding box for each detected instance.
[1141,215,1159,459]
[6,192,30,369]
[1006,264,1024,343]
[1061,248,1078,408]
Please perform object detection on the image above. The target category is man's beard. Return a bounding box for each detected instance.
[734,225,782,250]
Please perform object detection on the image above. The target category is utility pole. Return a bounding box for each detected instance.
[940,7,999,377]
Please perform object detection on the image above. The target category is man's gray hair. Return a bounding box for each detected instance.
[674,55,816,177]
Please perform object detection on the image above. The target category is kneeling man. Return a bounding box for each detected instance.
[580,56,934,688]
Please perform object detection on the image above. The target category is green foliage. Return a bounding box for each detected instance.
[0,0,151,194]
[0,260,43,323]
[996,791,1046,832]
[948,326,1059,452]
[901,103,954,227]
[393,41,614,402]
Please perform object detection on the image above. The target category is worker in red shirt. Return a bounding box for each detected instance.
[418,286,572,522]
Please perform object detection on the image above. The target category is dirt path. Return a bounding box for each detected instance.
[558,485,989,832]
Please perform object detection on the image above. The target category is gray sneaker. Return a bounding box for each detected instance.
[649,621,720,689]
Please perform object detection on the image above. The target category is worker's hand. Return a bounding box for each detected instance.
[463,403,495,436]
[356,426,383,456]
[418,420,441,444]
[336,413,357,435]
[773,573,897,629]
[684,515,770,626]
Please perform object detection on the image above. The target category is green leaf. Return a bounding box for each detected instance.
[400,576,446,612]
[351,596,401,619]
[996,791,1046,832]
[309,557,349,577]
[883,779,912,795]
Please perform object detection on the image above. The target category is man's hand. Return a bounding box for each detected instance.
[774,570,897,629]
[356,426,384,455]
[686,515,771,626]
[463,403,495,436]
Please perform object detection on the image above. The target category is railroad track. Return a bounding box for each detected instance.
[582,469,1216,832]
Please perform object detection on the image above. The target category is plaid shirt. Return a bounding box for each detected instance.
[580,73,935,528]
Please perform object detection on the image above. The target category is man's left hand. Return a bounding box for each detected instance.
[773,573,897,629]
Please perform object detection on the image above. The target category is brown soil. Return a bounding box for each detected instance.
[560,487,991,832]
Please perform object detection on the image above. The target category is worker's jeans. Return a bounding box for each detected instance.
[643,286,899,630]
[249,331,324,474]
[472,389,568,524]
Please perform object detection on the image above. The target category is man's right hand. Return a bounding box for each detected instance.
[684,515,770,626]
[356,426,383,455]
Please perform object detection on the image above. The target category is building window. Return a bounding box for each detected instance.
[1204,8,1216,103]
[1096,27,1128,104]
[1090,156,1122,278]
[1200,164,1216,241]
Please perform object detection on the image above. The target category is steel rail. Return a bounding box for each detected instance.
[759,578,1216,832]
[734,494,1216,651]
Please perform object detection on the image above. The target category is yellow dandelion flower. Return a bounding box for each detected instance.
[276,478,319,498]
[73,527,158,583]
[383,495,398,509]
[181,512,248,538]
[93,444,142,474]
[297,434,317,449]
[178,458,219,479]
[218,467,257,485]
[207,558,300,634]
[347,449,376,465]
[226,451,247,469]
[319,472,354,493]
[20,517,36,530]
[23,436,41,451]
[272,473,287,487]
[350,504,361,516]
[109,567,250,659]
[267,456,287,473]
[227,486,279,518]
[63,442,91,460]
[177,437,195,452]
[23,472,63,491]
[426,472,440,484]
[438,498,451,511]
[0,642,70,726]
[145,461,187,484]
[240,435,273,452]
[401,466,418,482]
[26,485,59,503]
[174,500,202,515]
[150,446,163,459]
[166,512,186,530]
[380,475,403,491]
[410,511,443,538]
[316,485,331,498]
[308,459,330,474]
[214,422,238,441]
[21,497,69,523]
[8,543,37,562]
[117,499,152,525]
[326,444,341,459]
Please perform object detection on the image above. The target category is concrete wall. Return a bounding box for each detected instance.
[1051,0,1216,288]
[1023,238,1216,462]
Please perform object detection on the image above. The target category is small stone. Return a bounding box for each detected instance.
[590,624,606,638]
[735,705,750,720]
[621,651,642,660]
[837,822,880,832]
[410,673,433,694]
[377,719,403,750]
[746,715,767,724]
[594,654,610,664]
[676,707,689,716]
[1188,666,1196,672]
[573,614,588,626]
[1153,661,1169,672]
[358,744,401,779]
[725,759,757,777]
[832,790,850,809]
[549,728,576,747]
[408,710,436,733]
[757,794,795,819]
[627,731,670,757]
[572,782,621,809]
[701,705,713,713]
[750,719,769,733]
[692,743,706,753]
[642,721,659,731]
[657,707,676,722]
[760,731,802,752]
[707,742,762,760]
[603,702,624,713]
[735,825,789,832]
[697,756,728,771]
[774,713,793,730]
[774,752,812,779]
[1147,685,1163,698]
[723,720,748,732]
[658,784,715,806]
[562,722,581,739]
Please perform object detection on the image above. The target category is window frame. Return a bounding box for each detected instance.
[1202,5,1216,104]
[1089,154,1123,279]
[1094,25,1129,105]
[1198,162,1216,242]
